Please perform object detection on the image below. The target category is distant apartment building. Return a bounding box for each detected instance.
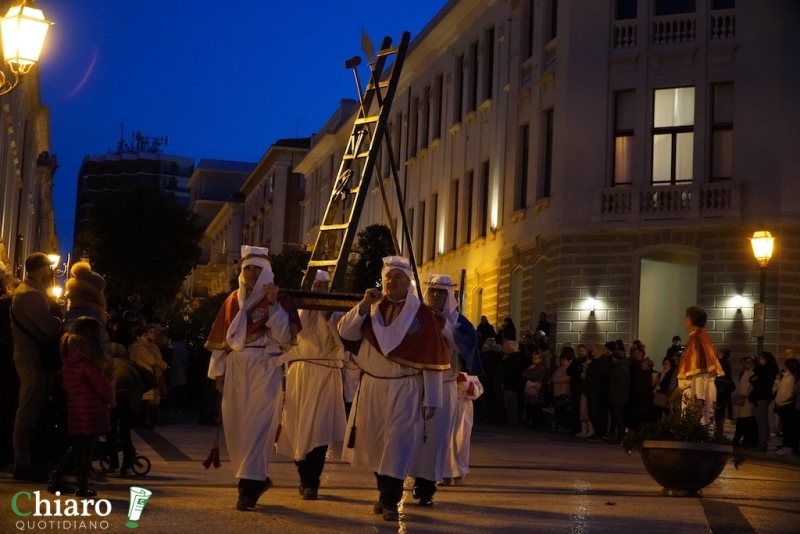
[296,0,800,360]
[73,150,195,252]
[0,70,58,277]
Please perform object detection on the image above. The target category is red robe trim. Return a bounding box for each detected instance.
[677,328,724,380]
[359,299,450,371]
[204,291,301,351]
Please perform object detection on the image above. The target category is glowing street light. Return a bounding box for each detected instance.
[0,1,53,95]
[750,229,775,355]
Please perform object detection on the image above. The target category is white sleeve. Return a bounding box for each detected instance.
[266,305,292,345]
[338,305,367,341]
[422,369,443,408]
[208,349,227,378]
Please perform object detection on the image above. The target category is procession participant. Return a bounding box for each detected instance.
[339,256,449,521]
[205,245,294,512]
[277,270,346,501]
[409,273,483,506]
[342,350,360,418]
[677,305,724,425]
[442,373,483,485]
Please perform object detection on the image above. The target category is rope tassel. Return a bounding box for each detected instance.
[203,407,222,470]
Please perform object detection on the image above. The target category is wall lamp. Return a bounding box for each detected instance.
[0,1,53,96]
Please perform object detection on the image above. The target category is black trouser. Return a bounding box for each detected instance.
[54,435,97,487]
[374,473,404,507]
[588,393,609,438]
[733,416,758,446]
[776,404,799,450]
[609,402,626,440]
[295,445,328,490]
[109,406,136,468]
[413,477,437,499]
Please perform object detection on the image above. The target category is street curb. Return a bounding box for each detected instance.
[733,448,800,467]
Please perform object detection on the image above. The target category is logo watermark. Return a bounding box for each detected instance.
[126,487,152,529]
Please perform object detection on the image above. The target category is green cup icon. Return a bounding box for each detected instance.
[126,486,153,529]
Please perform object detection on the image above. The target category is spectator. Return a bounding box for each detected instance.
[585,342,614,439]
[535,312,551,338]
[478,339,501,423]
[627,346,654,431]
[129,327,167,427]
[784,348,795,362]
[750,352,779,452]
[654,356,679,418]
[496,317,517,343]
[10,253,62,481]
[570,346,593,438]
[715,349,735,429]
[733,356,757,447]
[615,339,626,354]
[666,336,683,359]
[552,349,572,398]
[170,330,190,413]
[108,342,150,476]
[500,341,528,426]
[523,353,547,429]
[629,340,644,360]
[774,358,798,456]
[0,273,21,472]
[476,316,496,348]
[607,350,630,443]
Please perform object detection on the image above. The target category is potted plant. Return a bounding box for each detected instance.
[622,397,733,497]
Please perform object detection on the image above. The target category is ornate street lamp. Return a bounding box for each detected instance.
[750,230,775,355]
[0,1,53,96]
[46,252,69,305]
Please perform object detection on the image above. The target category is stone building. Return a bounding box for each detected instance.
[297,0,799,360]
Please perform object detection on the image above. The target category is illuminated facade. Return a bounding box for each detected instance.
[297,0,800,360]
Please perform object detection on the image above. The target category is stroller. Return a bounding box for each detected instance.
[543,395,573,433]
[93,435,151,476]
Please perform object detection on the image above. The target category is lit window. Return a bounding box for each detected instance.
[652,87,695,184]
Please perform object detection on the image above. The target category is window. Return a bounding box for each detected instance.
[434,73,443,139]
[616,0,637,20]
[479,161,490,237]
[542,109,554,198]
[652,87,694,184]
[515,124,530,209]
[429,193,439,260]
[523,0,535,60]
[468,41,479,113]
[454,54,465,124]
[547,0,558,41]
[614,91,636,185]
[450,179,460,250]
[410,96,420,157]
[383,122,392,178]
[711,0,735,9]
[422,85,431,150]
[711,83,733,181]
[484,27,495,101]
[417,200,426,262]
[464,170,474,244]
[654,0,696,16]
[407,207,415,258]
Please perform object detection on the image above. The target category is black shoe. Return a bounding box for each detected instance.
[47,481,75,495]
[13,464,48,482]
[236,477,272,511]
[382,503,399,521]
[373,502,383,514]
[75,486,97,497]
[298,485,305,496]
[302,487,318,501]
[418,496,433,506]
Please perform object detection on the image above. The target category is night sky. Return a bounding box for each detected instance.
[36,0,449,256]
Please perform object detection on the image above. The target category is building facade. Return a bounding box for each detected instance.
[296,0,800,361]
[0,67,58,278]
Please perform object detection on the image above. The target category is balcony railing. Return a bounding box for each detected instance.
[652,14,696,45]
[544,38,557,68]
[710,9,735,40]
[593,182,742,223]
[613,20,637,49]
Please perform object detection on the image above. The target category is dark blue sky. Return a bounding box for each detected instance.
[37,0,449,256]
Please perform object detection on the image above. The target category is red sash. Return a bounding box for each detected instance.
[677,328,724,379]
[204,291,301,351]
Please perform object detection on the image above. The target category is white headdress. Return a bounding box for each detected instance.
[370,256,420,355]
[314,270,331,282]
[226,245,274,351]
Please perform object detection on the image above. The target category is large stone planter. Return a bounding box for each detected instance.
[639,440,733,497]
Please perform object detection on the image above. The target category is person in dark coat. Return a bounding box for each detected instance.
[627,346,655,431]
[607,350,630,443]
[535,312,551,338]
[585,342,614,438]
[566,345,588,433]
[750,352,779,452]
[496,317,517,343]
[108,342,150,475]
[715,349,735,427]
[48,317,114,497]
[0,273,21,470]
[476,316,496,348]
[499,341,529,425]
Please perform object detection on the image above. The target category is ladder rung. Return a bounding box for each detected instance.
[343,152,370,160]
[367,80,390,90]
[377,47,399,57]
[354,115,380,125]
[308,260,340,268]
[320,223,349,231]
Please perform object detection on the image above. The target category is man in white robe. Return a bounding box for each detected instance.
[338,256,449,521]
[206,246,293,511]
[443,373,484,484]
[276,270,346,500]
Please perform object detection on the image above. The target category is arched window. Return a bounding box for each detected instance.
[510,267,523,327]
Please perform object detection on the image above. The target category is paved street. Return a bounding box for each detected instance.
[2,413,798,534]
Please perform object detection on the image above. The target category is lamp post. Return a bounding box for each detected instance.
[47,252,70,305]
[0,1,53,96]
[750,230,775,355]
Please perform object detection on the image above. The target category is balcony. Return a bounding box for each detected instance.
[592,182,742,223]
[613,20,637,49]
[710,9,735,41]
[544,38,557,68]
[652,13,696,45]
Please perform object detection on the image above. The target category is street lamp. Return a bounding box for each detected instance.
[0,1,53,96]
[750,229,775,355]
[47,252,70,304]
